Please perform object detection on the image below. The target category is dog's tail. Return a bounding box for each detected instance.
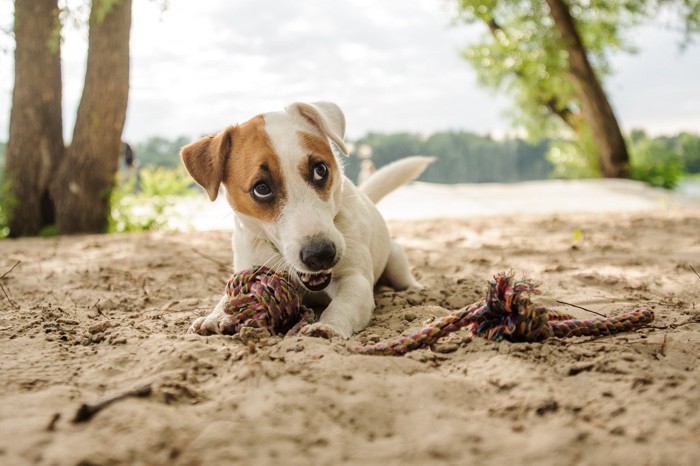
[359,156,435,204]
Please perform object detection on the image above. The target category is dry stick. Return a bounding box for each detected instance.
[46,413,61,431]
[555,300,606,317]
[90,298,104,316]
[72,384,152,423]
[0,260,21,279]
[191,248,230,273]
[690,264,700,281]
[0,260,21,310]
[0,282,18,310]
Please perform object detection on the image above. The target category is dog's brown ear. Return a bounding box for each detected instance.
[289,102,348,156]
[180,126,234,201]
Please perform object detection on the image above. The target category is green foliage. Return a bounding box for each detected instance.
[94,0,121,23]
[47,6,63,54]
[454,0,621,138]
[677,132,700,172]
[133,136,190,168]
[0,142,5,172]
[628,130,685,189]
[546,126,600,179]
[454,1,698,131]
[138,163,195,195]
[38,225,59,237]
[451,0,700,174]
[108,165,197,233]
[0,179,17,239]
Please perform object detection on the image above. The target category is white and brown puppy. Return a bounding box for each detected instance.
[182,102,433,338]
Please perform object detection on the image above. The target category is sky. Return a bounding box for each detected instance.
[1,0,699,143]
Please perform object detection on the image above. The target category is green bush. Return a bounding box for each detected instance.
[109,165,197,233]
[629,136,684,190]
[678,132,700,173]
[0,180,16,239]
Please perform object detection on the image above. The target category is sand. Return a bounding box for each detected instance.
[1,183,699,465]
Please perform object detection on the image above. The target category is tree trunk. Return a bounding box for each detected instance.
[5,0,64,237]
[53,0,132,234]
[545,0,630,178]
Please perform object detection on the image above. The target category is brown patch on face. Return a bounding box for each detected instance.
[297,131,338,200]
[222,115,285,222]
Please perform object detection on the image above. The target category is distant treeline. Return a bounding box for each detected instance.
[345,132,552,184]
[128,136,190,169]
[127,132,555,184]
[1,130,698,185]
[629,130,700,174]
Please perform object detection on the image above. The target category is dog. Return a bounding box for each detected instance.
[181,102,433,338]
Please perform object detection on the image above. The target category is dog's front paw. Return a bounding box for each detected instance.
[298,322,344,340]
[187,308,236,335]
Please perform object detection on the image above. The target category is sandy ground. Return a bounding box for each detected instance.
[1,181,700,465]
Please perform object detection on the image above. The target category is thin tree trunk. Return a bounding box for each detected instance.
[545,0,630,178]
[53,0,132,234]
[6,0,64,237]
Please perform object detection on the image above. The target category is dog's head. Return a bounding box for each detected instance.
[181,102,349,291]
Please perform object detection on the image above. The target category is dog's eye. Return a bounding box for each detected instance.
[313,162,329,182]
[252,182,273,200]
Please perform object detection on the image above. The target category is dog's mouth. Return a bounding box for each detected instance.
[296,270,333,292]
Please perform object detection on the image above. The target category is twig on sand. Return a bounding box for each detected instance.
[0,260,21,310]
[46,413,61,431]
[690,264,700,281]
[556,300,606,317]
[90,298,104,316]
[72,384,152,423]
[0,260,20,280]
[191,248,230,273]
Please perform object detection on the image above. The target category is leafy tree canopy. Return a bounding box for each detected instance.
[452,0,700,140]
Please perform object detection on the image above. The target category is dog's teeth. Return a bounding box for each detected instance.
[297,269,332,288]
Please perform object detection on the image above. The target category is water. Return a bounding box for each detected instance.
[677,179,700,198]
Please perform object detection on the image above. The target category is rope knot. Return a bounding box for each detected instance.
[223,267,313,335]
[474,272,554,341]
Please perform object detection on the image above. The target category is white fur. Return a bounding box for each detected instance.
[359,155,436,203]
[187,102,432,338]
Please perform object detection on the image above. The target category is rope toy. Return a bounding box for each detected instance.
[222,267,316,336]
[221,267,654,356]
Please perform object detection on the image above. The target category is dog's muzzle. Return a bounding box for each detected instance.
[296,236,336,291]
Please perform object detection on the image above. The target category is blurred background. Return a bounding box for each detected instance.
[1,0,699,236]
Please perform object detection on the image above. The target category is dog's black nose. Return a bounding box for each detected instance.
[300,239,336,271]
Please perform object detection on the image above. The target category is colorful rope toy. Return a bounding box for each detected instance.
[221,267,654,356]
[222,267,316,336]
